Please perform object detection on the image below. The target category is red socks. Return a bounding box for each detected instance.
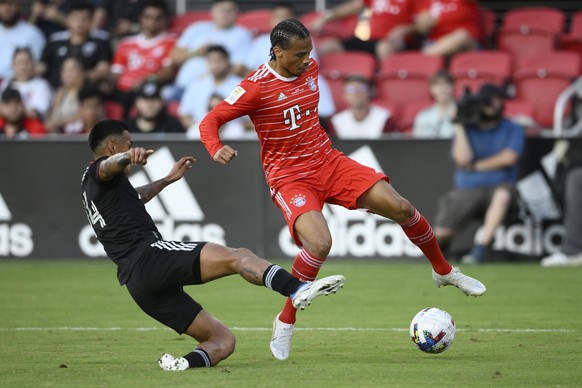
[278,249,326,324]
[399,209,452,275]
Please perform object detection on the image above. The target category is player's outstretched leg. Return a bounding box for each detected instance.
[270,275,345,361]
[432,267,487,296]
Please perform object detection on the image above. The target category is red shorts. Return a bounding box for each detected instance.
[271,150,388,246]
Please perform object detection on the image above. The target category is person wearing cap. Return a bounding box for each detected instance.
[127,81,184,134]
[0,88,46,138]
[433,83,525,264]
[0,0,46,80]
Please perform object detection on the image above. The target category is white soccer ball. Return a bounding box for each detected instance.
[410,307,456,353]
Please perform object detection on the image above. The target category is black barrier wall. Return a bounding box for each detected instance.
[0,137,575,260]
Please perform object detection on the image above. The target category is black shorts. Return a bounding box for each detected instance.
[125,240,207,334]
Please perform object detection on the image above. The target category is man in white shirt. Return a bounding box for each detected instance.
[330,75,396,139]
[0,0,46,80]
[178,45,245,136]
[169,0,252,90]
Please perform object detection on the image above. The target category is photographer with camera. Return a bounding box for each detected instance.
[433,83,525,264]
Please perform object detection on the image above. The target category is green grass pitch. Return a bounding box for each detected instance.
[1,259,581,387]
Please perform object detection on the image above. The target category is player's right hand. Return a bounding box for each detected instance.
[213,145,238,165]
[127,148,154,165]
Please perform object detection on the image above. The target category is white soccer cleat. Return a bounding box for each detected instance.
[291,274,346,310]
[270,313,294,361]
[541,252,582,267]
[432,267,487,297]
[158,353,189,371]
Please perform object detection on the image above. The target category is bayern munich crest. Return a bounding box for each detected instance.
[291,194,307,207]
[307,77,317,91]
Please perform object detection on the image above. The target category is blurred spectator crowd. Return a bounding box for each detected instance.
[0,0,581,139]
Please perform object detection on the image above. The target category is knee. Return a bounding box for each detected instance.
[211,330,236,365]
[493,187,512,206]
[390,198,415,223]
[231,247,258,269]
[305,236,332,258]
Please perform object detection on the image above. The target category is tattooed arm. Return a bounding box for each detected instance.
[135,156,196,204]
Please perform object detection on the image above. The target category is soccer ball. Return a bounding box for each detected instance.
[410,307,456,353]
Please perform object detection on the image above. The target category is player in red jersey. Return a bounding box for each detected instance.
[199,18,486,361]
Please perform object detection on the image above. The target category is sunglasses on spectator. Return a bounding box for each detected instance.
[344,84,369,94]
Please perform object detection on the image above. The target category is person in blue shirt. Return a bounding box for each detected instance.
[434,83,525,264]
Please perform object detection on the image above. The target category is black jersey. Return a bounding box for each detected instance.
[42,31,113,88]
[81,157,161,284]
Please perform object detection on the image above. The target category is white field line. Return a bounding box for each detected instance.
[0,327,575,333]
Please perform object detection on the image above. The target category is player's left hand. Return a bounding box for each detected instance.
[166,156,196,182]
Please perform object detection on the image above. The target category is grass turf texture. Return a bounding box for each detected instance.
[1,259,581,387]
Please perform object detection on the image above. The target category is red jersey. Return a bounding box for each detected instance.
[111,32,176,91]
[416,0,483,42]
[0,117,46,136]
[199,59,333,191]
[364,0,414,41]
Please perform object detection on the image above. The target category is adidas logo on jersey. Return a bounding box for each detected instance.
[278,92,287,101]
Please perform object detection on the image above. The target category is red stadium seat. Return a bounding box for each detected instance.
[104,101,124,120]
[498,29,557,65]
[371,98,400,128]
[301,12,359,40]
[501,7,565,34]
[236,9,272,36]
[513,51,582,128]
[504,99,537,132]
[169,11,211,35]
[319,52,377,112]
[375,53,443,109]
[560,10,582,56]
[319,51,377,80]
[450,51,512,98]
[497,7,564,64]
[396,100,433,133]
[479,8,497,47]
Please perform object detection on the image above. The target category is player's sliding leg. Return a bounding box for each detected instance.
[358,180,487,297]
[158,243,344,370]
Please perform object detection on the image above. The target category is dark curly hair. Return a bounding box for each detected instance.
[269,18,310,61]
[88,119,128,152]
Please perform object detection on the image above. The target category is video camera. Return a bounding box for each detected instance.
[454,84,504,128]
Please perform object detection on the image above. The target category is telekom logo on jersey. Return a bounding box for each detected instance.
[283,104,318,130]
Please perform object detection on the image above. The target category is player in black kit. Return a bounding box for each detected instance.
[81,119,345,371]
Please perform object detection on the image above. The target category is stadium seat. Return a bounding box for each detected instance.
[370,98,400,127]
[513,51,582,128]
[169,11,211,35]
[450,51,512,98]
[504,99,537,132]
[396,100,433,133]
[375,53,443,109]
[104,101,124,120]
[479,8,497,47]
[501,7,565,34]
[301,12,359,40]
[497,7,565,65]
[319,51,377,80]
[236,9,272,37]
[498,30,556,66]
[559,10,582,56]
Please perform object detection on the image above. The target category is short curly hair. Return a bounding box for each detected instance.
[269,18,310,61]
